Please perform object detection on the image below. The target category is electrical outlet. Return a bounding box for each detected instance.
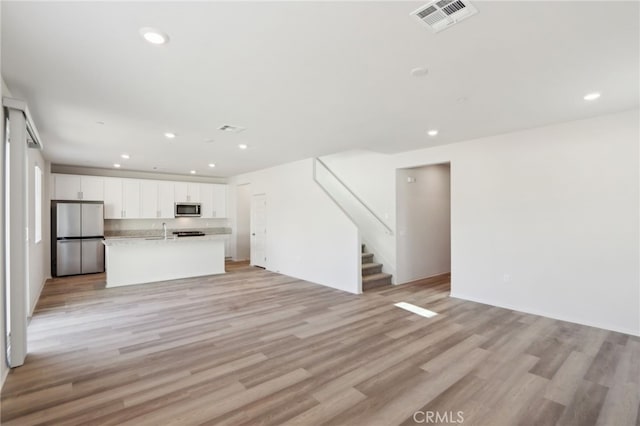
[503,273,510,283]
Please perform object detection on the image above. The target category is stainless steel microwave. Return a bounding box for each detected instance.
[175,202,201,217]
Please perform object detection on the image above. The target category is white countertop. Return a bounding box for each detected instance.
[103,234,228,246]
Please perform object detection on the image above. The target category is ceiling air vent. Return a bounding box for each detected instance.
[218,124,245,134]
[410,0,478,33]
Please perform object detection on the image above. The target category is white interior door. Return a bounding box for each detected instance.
[250,194,267,268]
[236,184,251,260]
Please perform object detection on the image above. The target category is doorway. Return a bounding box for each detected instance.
[396,163,451,285]
[235,184,251,261]
[250,194,267,268]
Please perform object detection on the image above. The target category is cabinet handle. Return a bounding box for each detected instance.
[187,195,191,202]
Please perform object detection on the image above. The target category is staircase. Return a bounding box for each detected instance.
[362,244,392,291]
[313,158,394,293]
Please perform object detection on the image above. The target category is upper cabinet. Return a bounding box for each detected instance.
[199,184,227,218]
[212,184,227,218]
[52,173,227,219]
[140,180,160,219]
[103,178,141,219]
[122,180,141,219]
[53,174,104,201]
[103,178,123,219]
[140,180,175,219]
[199,184,214,218]
[174,182,201,203]
[158,181,175,218]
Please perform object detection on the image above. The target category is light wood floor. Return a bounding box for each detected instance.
[1,263,639,425]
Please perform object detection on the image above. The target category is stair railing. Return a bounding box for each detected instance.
[313,157,393,236]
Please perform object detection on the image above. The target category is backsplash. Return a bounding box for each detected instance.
[104,217,229,231]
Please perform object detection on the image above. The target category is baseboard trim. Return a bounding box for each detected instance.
[396,272,451,287]
[450,292,640,337]
[29,276,49,317]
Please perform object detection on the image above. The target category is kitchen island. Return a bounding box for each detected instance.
[103,235,226,288]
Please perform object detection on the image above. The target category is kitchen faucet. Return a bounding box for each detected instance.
[162,222,167,240]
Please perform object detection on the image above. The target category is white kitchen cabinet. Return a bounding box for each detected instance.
[140,180,174,218]
[174,182,200,203]
[53,174,104,201]
[199,184,227,218]
[140,180,159,219]
[158,181,175,218]
[54,173,227,220]
[212,184,227,218]
[199,184,214,218]
[81,176,105,201]
[53,174,80,200]
[103,178,123,219]
[122,180,141,218]
[104,178,140,218]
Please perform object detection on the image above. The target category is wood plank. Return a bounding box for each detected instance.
[1,264,638,425]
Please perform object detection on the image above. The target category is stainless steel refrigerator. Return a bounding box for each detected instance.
[51,201,105,277]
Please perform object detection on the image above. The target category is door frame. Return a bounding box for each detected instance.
[250,193,267,268]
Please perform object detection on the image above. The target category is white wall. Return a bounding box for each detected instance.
[322,109,640,335]
[27,149,50,315]
[230,158,360,294]
[396,164,451,284]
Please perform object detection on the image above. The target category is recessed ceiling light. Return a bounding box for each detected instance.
[583,92,601,101]
[121,154,130,159]
[410,67,429,77]
[427,129,439,137]
[113,163,121,168]
[208,163,216,168]
[190,170,196,174]
[164,132,176,139]
[238,144,248,150]
[139,27,169,45]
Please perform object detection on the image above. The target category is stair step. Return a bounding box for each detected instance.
[363,272,392,291]
[361,262,383,276]
[361,253,374,264]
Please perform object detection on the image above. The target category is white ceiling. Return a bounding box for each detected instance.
[2,1,639,177]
